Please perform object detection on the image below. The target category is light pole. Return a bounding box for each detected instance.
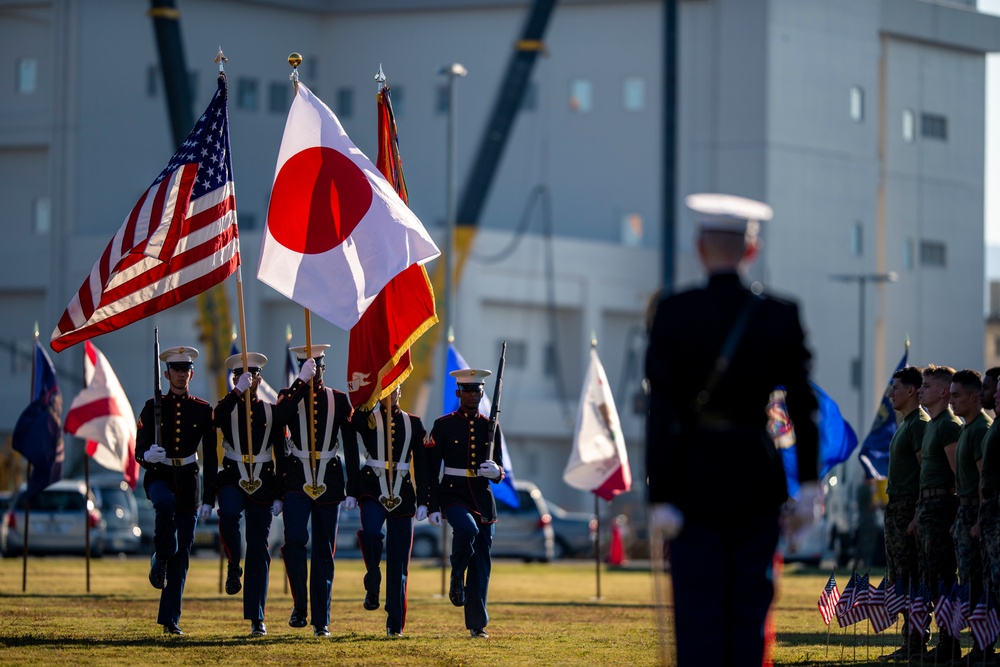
[830,271,898,430]
[439,62,467,361]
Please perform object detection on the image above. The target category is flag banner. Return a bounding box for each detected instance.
[564,347,632,501]
[817,570,840,626]
[226,342,278,404]
[347,84,437,410]
[443,343,518,508]
[12,341,65,499]
[885,579,908,617]
[258,82,440,330]
[859,344,909,479]
[51,75,239,352]
[934,581,955,637]
[909,584,932,635]
[64,341,138,489]
[837,571,870,627]
[970,594,1000,651]
[866,579,893,633]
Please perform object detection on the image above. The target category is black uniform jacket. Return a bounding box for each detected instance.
[645,271,819,522]
[214,389,287,504]
[136,391,217,511]
[345,404,429,514]
[274,378,352,504]
[426,408,505,523]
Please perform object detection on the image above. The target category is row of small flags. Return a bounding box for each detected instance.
[818,571,1000,650]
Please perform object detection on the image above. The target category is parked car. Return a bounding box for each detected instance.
[335,507,446,559]
[0,491,12,513]
[134,493,155,553]
[493,480,554,562]
[193,509,284,556]
[546,501,598,559]
[1,480,105,557]
[89,477,142,555]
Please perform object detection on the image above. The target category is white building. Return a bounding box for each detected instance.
[1,0,998,513]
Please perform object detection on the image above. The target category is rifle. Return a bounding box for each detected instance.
[487,341,506,462]
[153,328,163,449]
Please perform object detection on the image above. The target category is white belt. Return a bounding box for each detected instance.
[225,449,272,464]
[291,449,338,461]
[167,454,198,467]
[444,466,477,478]
[365,459,410,472]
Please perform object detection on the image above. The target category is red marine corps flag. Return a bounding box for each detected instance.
[346,74,437,410]
[50,74,239,352]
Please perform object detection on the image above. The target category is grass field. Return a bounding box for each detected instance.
[0,556,964,666]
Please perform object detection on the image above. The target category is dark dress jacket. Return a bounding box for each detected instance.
[425,408,505,523]
[136,391,217,511]
[645,271,819,522]
[213,390,286,504]
[346,404,429,515]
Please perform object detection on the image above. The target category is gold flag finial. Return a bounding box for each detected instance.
[214,47,228,73]
[288,53,302,89]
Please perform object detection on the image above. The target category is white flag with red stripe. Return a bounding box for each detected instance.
[258,83,439,330]
[564,347,632,500]
[64,341,138,489]
[50,75,239,352]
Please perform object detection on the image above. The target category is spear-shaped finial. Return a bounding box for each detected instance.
[214,47,228,73]
[375,63,386,90]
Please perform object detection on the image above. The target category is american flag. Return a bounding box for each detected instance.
[950,581,970,634]
[969,593,1000,651]
[934,581,954,637]
[866,579,893,633]
[51,74,239,352]
[817,571,840,626]
[884,578,908,617]
[909,583,932,636]
[838,571,871,627]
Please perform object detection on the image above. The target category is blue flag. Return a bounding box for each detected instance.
[774,383,857,497]
[859,345,909,479]
[12,340,64,500]
[444,343,519,508]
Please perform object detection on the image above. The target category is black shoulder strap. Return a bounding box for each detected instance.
[693,293,763,410]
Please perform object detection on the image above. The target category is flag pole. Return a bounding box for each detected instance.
[81,340,91,592]
[284,323,292,596]
[21,324,39,592]
[593,493,601,600]
[303,308,319,495]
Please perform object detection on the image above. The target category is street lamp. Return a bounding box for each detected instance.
[829,271,899,429]
[439,63,467,357]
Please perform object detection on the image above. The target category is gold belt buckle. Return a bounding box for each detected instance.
[466,469,477,478]
[241,454,253,464]
[312,451,323,461]
[171,458,184,466]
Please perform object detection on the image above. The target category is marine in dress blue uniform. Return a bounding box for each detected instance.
[214,352,284,637]
[426,368,505,640]
[344,384,430,638]
[275,344,352,638]
[645,195,819,667]
[135,346,217,636]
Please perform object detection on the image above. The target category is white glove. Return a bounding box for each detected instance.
[786,481,822,541]
[415,505,428,522]
[144,444,166,465]
[477,460,501,480]
[235,372,252,393]
[272,499,283,516]
[343,496,357,511]
[198,504,213,520]
[428,511,442,527]
[297,358,317,383]
[650,503,685,541]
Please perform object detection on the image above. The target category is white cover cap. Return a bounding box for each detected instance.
[686,193,773,236]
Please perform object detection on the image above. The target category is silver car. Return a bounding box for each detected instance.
[1,480,105,557]
[493,480,555,562]
[90,477,142,555]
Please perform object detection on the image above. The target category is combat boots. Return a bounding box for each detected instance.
[918,632,962,664]
[880,631,926,662]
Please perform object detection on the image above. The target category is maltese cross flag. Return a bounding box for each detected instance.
[564,346,632,501]
[258,83,440,330]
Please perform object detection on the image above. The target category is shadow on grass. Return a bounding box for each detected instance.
[0,632,386,649]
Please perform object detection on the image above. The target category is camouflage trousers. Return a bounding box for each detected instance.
[884,497,919,591]
[914,495,958,591]
[953,503,983,602]
[979,498,1000,595]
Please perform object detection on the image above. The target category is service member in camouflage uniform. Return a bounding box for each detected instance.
[911,365,963,663]
[978,380,1000,612]
[950,369,993,664]
[880,366,929,661]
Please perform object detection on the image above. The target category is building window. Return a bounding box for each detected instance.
[237,78,258,111]
[16,58,38,94]
[921,113,947,140]
[903,238,914,270]
[851,222,863,257]
[902,109,915,142]
[850,86,864,122]
[33,197,50,234]
[919,240,946,267]
[435,85,449,115]
[336,87,354,119]
[268,82,289,114]
[504,340,526,369]
[390,86,404,118]
[623,77,645,111]
[239,212,256,231]
[521,82,538,112]
[146,65,159,98]
[570,79,592,113]
[543,342,557,377]
[621,213,643,246]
